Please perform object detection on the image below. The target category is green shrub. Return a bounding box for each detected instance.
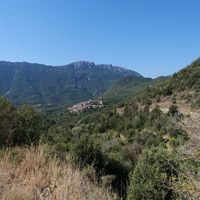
[14,105,46,145]
[71,136,105,172]
[0,98,49,146]
[168,104,178,116]
[128,147,178,200]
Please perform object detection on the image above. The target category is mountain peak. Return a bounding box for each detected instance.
[71,61,95,68]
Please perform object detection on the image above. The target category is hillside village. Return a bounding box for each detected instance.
[68,99,103,113]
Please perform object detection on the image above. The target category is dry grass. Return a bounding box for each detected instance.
[150,93,197,115]
[171,117,200,199]
[0,146,114,200]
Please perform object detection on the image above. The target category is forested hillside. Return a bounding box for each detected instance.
[0,58,200,199]
[0,61,141,107]
[102,76,168,105]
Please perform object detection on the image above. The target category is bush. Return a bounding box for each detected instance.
[71,135,130,198]
[168,104,178,116]
[14,105,46,145]
[0,98,48,146]
[71,136,105,173]
[128,147,178,200]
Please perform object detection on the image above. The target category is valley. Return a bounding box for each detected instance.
[0,58,200,199]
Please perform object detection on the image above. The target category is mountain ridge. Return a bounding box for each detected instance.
[0,60,142,107]
[0,60,142,75]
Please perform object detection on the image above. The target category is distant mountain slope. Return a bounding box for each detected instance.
[102,76,152,105]
[102,76,168,105]
[0,61,141,107]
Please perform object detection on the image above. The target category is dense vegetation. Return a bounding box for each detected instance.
[0,58,200,199]
[0,97,49,146]
[102,76,152,105]
[102,76,168,105]
[136,58,200,108]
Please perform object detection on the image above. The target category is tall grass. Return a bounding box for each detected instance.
[0,146,114,200]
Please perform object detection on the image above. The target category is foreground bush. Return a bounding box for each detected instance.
[0,97,48,146]
[71,135,105,172]
[128,147,178,200]
[71,136,129,198]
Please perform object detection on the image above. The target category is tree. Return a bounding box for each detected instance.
[13,105,45,145]
[0,97,17,146]
[0,98,48,146]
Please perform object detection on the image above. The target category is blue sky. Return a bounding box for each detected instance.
[0,0,199,77]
